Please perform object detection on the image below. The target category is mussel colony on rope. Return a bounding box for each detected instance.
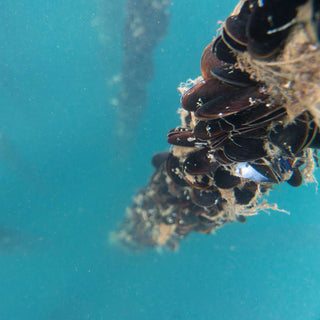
[112,0,320,251]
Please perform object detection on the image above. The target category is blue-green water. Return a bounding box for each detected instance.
[0,1,320,319]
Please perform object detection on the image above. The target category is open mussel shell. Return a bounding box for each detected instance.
[214,166,241,189]
[181,78,236,112]
[249,161,280,183]
[234,182,257,205]
[183,148,217,175]
[212,36,237,64]
[200,41,225,80]
[211,64,256,87]
[190,187,221,208]
[195,86,263,120]
[234,161,272,183]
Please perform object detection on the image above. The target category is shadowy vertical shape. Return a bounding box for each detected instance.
[117,0,170,152]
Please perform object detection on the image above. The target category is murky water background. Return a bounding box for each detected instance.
[0,1,319,319]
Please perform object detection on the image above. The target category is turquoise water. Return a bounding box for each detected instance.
[0,1,320,319]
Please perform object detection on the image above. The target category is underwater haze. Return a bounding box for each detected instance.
[0,0,320,319]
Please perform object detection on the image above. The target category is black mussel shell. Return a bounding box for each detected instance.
[181,80,205,112]
[166,153,189,186]
[195,86,263,120]
[269,113,311,154]
[234,126,267,138]
[223,103,286,130]
[287,168,303,187]
[224,1,250,48]
[181,78,236,112]
[193,120,230,149]
[152,152,170,169]
[209,133,229,149]
[247,1,301,59]
[217,102,284,134]
[183,148,217,175]
[234,182,257,205]
[223,135,267,162]
[214,166,241,189]
[250,161,280,183]
[212,149,234,165]
[194,119,233,140]
[190,187,221,208]
[222,28,247,52]
[200,41,224,80]
[247,33,286,60]
[211,64,256,87]
[212,36,237,64]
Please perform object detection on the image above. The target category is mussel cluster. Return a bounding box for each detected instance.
[113,0,320,251]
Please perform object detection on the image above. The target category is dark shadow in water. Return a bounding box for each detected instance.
[116,0,170,153]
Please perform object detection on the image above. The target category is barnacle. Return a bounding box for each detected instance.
[112,0,320,251]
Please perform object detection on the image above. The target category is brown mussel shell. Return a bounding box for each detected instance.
[211,64,256,87]
[195,86,264,120]
[200,41,224,80]
[167,127,207,148]
[214,166,241,189]
[181,78,236,112]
